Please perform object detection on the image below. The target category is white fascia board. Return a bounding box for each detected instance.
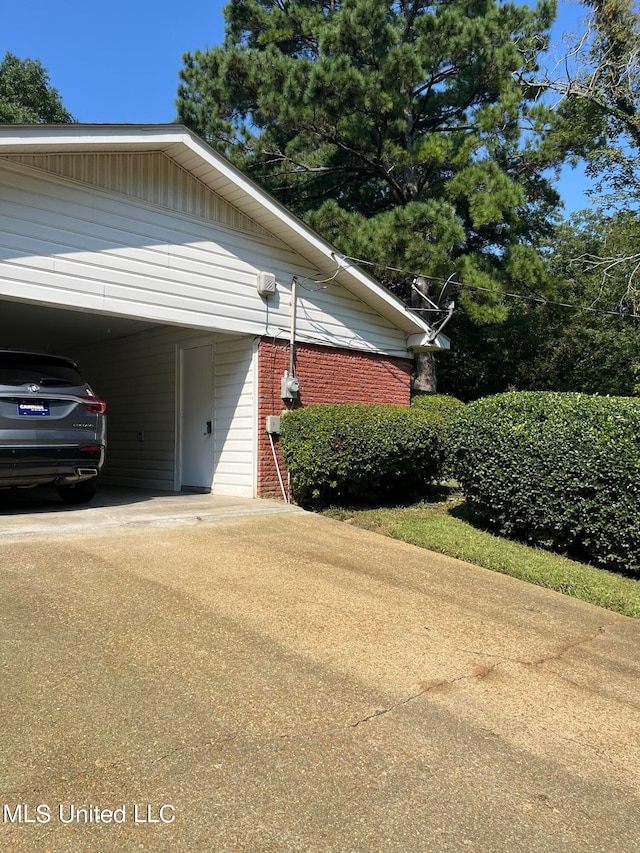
[0,123,182,153]
[0,123,448,351]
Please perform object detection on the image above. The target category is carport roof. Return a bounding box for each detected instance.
[0,123,449,352]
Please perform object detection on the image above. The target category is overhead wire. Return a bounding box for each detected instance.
[452,281,640,320]
[339,254,640,321]
[294,262,342,292]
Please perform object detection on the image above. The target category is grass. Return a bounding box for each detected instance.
[323,492,640,619]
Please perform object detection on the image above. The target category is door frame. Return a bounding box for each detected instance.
[174,336,216,492]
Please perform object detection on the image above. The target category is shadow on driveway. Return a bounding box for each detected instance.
[0,484,302,537]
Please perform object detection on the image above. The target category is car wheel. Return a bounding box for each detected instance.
[57,478,99,505]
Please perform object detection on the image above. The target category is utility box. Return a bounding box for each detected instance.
[257,271,277,297]
[281,373,300,400]
[265,415,281,434]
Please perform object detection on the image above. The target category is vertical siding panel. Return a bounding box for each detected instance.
[2,152,275,239]
[69,328,181,490]
[213,336,256,497]
[70,327,256,493]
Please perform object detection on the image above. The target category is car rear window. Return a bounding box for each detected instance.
[0,353,84,387]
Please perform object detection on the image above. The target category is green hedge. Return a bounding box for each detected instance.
[280,403,445,508]
[411,393,465,478]
[411,392,465,421]
[449,392,640,575]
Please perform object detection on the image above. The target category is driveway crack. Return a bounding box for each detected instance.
[350,663,499,728]
[452,626,606,668]
[523,626,606,666]
[151,732,238,764]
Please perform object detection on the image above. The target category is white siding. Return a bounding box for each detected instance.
[0,159,410,357]
[3,152,276,240]
[69,327,180,490]
[70,327,255,495]
[213,336,256,497]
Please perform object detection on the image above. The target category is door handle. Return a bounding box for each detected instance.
[205,420,212,435]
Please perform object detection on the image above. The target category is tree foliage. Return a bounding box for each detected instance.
[473,0,640,403]
[437,209,640,400]
[0,52,74,124]
[178,0,559,317]
[532,0,640,211]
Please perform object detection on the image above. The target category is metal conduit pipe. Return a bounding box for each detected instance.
[268,431,289,503]
[289,275,297,378]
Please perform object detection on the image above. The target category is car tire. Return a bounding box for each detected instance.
[57,477,99,505]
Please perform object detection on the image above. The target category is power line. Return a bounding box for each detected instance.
[456,281,640,320]
[340,254,640,321]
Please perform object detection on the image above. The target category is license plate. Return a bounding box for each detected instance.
[18,402,50,416]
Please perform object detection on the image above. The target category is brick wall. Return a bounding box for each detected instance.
[257,337,411,498]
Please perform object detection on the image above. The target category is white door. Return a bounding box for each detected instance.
[180,343,214,491]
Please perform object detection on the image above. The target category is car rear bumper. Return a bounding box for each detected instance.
[0,445,105,486]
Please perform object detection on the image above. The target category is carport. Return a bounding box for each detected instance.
[0,297,257,496]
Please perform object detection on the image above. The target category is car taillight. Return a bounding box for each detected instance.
[81,398,107,414]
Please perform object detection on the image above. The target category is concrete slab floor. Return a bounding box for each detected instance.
[0,484,302,538]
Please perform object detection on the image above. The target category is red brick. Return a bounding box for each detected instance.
[257,338,411,498]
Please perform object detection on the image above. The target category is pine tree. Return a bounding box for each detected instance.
[178,0,559,388]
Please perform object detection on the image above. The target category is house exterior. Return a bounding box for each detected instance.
[0,124,449,499]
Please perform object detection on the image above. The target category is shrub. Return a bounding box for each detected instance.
[411,392,465,421]
[411,393,465,479]
[280,403,445,508]
[449,392,640,575]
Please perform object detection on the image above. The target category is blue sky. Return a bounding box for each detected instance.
[1,0,593,215]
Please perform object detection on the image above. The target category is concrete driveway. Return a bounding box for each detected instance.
[0,499,638,852]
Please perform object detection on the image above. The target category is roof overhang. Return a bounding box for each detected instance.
[0,123,450,354]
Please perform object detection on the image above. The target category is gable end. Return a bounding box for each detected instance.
[1,151,280,242]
